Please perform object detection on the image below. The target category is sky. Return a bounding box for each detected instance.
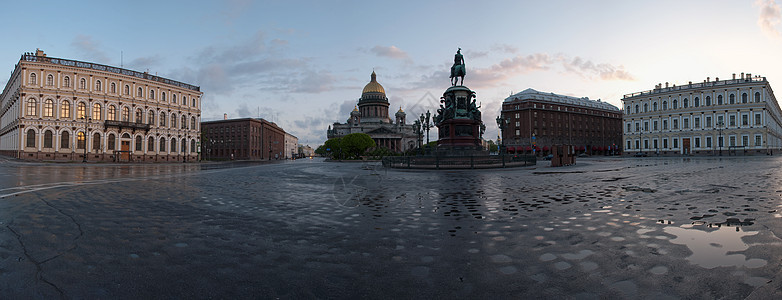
[2,0,782,146]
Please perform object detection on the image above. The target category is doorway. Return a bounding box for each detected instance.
[682,138,691,155]
[121,141,130,161]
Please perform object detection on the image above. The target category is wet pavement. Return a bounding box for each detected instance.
[1,156,782,299]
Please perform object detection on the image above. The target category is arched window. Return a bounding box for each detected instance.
[172,94,177,104]
[183,96,187,106]
[643,103,648,112]
[95,80,102,91]
[61,131,70,149]
[108,134,116,151]
[190,140,196,153]
[92,103,102,120]
[694,97,700,107]
[135,136,142,151]
[44,130,53,148]
[77,102,87,119]
[111,82,116,93]
[181,115,187,129]
[171,113,177,128]
[160,112,167,126]
[122,107,130,122]
[92,133,101,150]
[64,76,71,88]
[43,99,54,117]
[77,132,85,149]
[108,105,117,121]
[662,101,667,110]
[171,139,177,153]
[61,100,71,118]
[160,137,166,152]
[181,138,186,152]
[755,92,761,102]
[137,87,143,97]
[148,137,155,152]
[79,78,86,89]
[26,129,36,148]
[135,109,143,123]
[742,93,748,103]
[673,99,678,109]
[729,94,735,104]
[149,89,155,100]
[26,98,37,116]
[161,92,167,101]
[718,95,723,105]
[653,102,657,111]
[124,85,130,95]
[46,74,53,86]
[192,98,196,107]
[706,96,711,106]
[148,110,155,125]
[634,105,639,113]
[191,116,196,130]
[683,98,688,108]
[29,73,37,85]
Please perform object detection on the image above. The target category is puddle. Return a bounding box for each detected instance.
[663,225,767,269]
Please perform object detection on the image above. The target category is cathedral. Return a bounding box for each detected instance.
[327,71,417,152]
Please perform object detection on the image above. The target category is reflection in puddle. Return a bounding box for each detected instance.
[664,225,767,269]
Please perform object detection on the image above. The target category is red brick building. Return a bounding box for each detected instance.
[500,88,623,155]
[200,118,285,160]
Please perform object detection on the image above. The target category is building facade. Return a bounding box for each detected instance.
[500,88,622,155]
[284,132,298,159]
[0,50,202,162]
[327,71,417,152]
[200,118,285,160]
[622,73,782,155]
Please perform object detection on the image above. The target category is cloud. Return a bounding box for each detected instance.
[563,56,635,81]
[370,45,410,60]
[127,55,163,71]
[71,35,110,64]
[756,0,782,38]
[292,71,336,93]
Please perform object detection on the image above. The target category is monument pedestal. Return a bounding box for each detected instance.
[435,85,485,156]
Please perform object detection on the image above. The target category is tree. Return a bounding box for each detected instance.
[322,137,342,159]
[486,139,498,152]
[340,133,376,159]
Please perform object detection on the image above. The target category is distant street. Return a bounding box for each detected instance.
[1,157,781,299]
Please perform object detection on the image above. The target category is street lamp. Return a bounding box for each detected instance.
[496,116,507,153]
[81,116,91,163]
[717,120,724,156]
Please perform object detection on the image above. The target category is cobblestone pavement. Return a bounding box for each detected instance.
[1,157,782,299]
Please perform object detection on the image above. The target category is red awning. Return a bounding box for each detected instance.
[507,146,515,153]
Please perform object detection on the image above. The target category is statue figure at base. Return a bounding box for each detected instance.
[450,48,465,86]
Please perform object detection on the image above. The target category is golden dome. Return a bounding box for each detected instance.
[397,106,404,113]
[361,71,386,94]
[353,105,359,112]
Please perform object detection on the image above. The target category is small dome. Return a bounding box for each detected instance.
[362,71,386,95]
[353,105,359,112]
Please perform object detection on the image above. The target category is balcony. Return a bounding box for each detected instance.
[104,120,151,132]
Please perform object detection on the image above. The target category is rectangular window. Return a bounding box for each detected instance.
[663,138,668,148]
[626,123,631,132]
[644,122,649,131]
[695,137,700,148]
[635,122,640,131]
[515,121,520,127]
[515,113,520,118]
[755,135,762,146]
[694,117,700,128]
[742,114,749,126]
[755,113,762,125]
[515,129,520,136]
[683,118,689,129]
[673,138,678,148]
[719,136,724,147]
[729,115,736,127]
[706,136,712,148]
[706,116,712,128]
[729,136,736,147]
[718,115,725,127]
[653,121,658,131]
[653,139,658,149]
[663,120,668,130]
[644,139,649,149]
[627,140,631,150]
[742,135,749,146]
[673,119,678,129]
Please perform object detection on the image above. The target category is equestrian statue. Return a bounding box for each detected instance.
[450,48,465,86]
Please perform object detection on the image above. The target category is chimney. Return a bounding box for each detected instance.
[716,77,719,81]
[733,73,736,80]
[741,72,744,79]
[224,113,227,120]
[747,73,751,79]
[707,77,710,82]
[35,49,45,57]
[665,82,669,88]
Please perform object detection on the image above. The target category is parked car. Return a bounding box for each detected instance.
[544,154,554,160]
[634,152,648,157]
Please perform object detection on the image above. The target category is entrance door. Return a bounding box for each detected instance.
[121,141,130,161]
[682,138,691,155]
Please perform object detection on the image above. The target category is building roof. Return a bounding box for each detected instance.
[504,88,619,111]
[361,71,385,95]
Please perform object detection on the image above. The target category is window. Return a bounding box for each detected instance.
[124,85,130,95]
[96,80,102,91]
[61,100,72,118]
[137,87,143,97]
[673,119,678,129]
[729,94,735,104]
[191,116,196,130]
[160,112,167,126]
[653,139,658,149]
[755,92,761,102]
[64,76,71,88]
[80,78,86,89]
[718,95,723,105]
[729,115,736,127]
[706,136,712,148]
[150,89,155,100]
[61,131,70,149]
[755,113,762,125]
[626,123,631,132]
[635,140,640,149]
[192,98,196,107]
[191,140,196,153]
[729,136,736,147]
[148,137,154,152]
[171,139,177,153]
[694,117,700,128]
[662,101,668,110]
[653,102,657,111]
[26,98,37,116]
[756,135,762,146]
[136,136,142,151]
[694,97,700,107]
[92,103,102,120]
[742,93,748,103]
[673,138,678,148]
[108,105,117,121]
[635,122,640,132]
[706,96,711,106]
[77,132,85,149]
[683,98,688,108]
[171,114,177,128]
[663,120,668,130]
[162,92,167,102]
[135,109,143,123]
[160,138,166,152]
[718,115,724,127]
[742,114,749,126]
[122,107,130,122]
[111,82,116,94]
[181,115,187,129]
[77,102,87,119]
[43,99,54,117]
[695,137,700,148]
[29,73,37,85]
[719,136,724,147]
[181,138,186,153]
[626,140,631,150]
[644,121,649,131]
[683,118,689,129]
[172,94,177,104]
[653,120,658,131]
[92,133,101,150]
[183,96,187,106]
[706,116,712,127]
[46,74,53,86]
[26,129,35,148]
[148,110,155,125]
[108,134,116,151]
[644,103,648,112]
[673,99,678,109]
[663,138,668,148]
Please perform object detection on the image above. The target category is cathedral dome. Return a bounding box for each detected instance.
[362,71,386,95]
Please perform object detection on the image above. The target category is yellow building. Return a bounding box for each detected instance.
[0,49,202,162]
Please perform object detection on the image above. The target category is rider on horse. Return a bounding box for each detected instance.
[450,48,465,86]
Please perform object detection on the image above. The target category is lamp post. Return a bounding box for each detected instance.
[81,116,91,163]
[413,120,422,151]
[496,116,507,153]
[717,120,724,156]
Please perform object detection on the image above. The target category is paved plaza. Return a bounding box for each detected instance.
[1,156,782,299]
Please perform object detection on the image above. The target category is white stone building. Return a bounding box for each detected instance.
[622,73,782,155]
[284,132,298,159]
[0,49,202,162]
